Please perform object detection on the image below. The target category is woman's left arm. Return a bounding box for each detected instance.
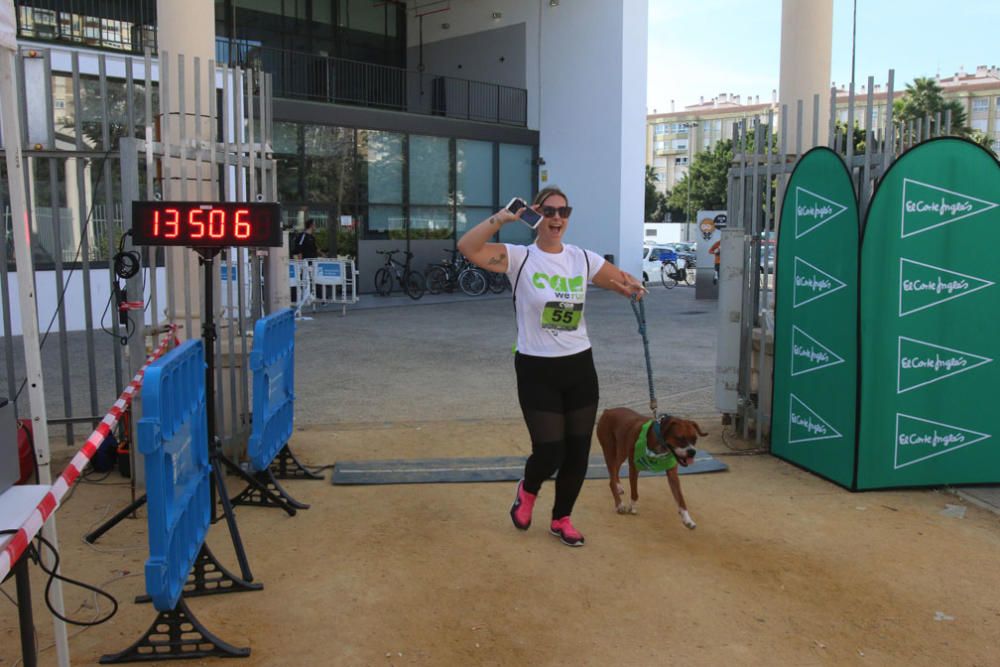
[592,261,646,299]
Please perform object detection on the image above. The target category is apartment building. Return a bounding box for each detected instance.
[647,65,1000,195]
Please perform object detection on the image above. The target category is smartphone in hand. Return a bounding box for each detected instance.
[505,197,543,229]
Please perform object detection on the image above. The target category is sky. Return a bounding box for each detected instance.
[647,0,1000,113]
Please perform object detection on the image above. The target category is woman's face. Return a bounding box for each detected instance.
[535,194,569,245]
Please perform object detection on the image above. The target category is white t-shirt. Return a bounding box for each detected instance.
[504,242,606,357]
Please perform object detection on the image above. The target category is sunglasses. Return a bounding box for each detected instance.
[540,205,573,219]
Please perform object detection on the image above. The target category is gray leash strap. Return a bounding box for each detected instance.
[629,295,657,418]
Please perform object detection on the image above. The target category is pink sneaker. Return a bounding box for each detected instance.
[509,480,536,530]
[549,516,585,547]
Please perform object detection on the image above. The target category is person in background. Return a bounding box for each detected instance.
[293,219,322,260]
[709,239,721,284]
[457,186,645,547]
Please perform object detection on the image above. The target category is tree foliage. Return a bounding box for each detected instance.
[644,165,669,222]
[894,76,991,151]
[666,139,733,219]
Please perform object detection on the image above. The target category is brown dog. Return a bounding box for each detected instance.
[595,407,707,529]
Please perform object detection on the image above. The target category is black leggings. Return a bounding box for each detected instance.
[515,348,599,519]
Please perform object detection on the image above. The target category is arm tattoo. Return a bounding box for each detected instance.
[486,253,507,266]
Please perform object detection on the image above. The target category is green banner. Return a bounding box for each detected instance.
[858,138,1000,489]
[772,147,859,487]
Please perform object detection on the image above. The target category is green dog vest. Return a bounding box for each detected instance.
[634,420,678,473]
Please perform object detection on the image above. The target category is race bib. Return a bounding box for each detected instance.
[541,301,583,331]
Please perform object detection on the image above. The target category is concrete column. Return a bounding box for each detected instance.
[157,0,216,340]
[538,0,647,277]
[778,0,833,150]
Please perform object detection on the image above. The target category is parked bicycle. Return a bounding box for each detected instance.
[374,249,426,299]
[660,253,696,289]
[425,248,464,294]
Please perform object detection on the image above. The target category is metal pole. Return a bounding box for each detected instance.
[0,40,72,667]
[15,557,36,667]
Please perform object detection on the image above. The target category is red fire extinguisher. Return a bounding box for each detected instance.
[16,419,36,485]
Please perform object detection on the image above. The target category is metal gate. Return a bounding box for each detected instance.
[0,43,276,455]
[723,70,968,445]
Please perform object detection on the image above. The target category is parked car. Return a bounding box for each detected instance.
[641,244,694,287]
[642,245,677,284]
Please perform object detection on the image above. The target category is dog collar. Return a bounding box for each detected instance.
[651,414,672,448]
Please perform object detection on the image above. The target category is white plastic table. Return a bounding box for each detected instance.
[1,485,52,667]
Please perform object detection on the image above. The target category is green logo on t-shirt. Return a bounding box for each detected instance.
[531,272,584,297]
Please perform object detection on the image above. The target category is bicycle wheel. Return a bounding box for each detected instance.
[426,266,448,295]
[487,271,507,294]
[458,267,488,296]
[404,270,426,300]
[374,267,393,296]
[660,263,678,289]
[684,264,696,286]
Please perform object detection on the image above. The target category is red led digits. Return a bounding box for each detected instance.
[164,208,180,238]
[234,209,251,239]
[189,209,206,239]
[208,209,225,239]
[133,202,278,246]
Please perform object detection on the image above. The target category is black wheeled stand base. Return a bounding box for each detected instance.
[99,597,249,663]
[270,444,324,480]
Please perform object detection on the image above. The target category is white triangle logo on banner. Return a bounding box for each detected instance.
[897,336,992,394]
[791,326,845,376]
[894,413,990,469]
[789,394,843,443]
[898,258,995,316]
[793,257,847,308]
[795,187,848,239]
[901,178,998,238]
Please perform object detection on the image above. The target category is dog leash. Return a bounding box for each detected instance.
[629,294,658,419]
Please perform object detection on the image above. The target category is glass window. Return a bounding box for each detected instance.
[971,98,989,112]
[273,121,300,154]
[456,139,493,207]
[498,143,533,207]
[457,206,494,237]
[409,135,450,205]
[367,205,404,238]
[498,144,534,245]
[303,124,356,204]
[363,130,403,203]
[342,0,390,34]
[409,206,452,240]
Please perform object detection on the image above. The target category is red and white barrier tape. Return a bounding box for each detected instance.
[0,326,179,582]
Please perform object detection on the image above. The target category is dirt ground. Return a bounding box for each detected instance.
[3,417,1000,666]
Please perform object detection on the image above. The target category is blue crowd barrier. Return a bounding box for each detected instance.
[138,340,211,612]
[248,308,296,472]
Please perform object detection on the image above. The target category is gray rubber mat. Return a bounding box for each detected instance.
[331,453,727,485]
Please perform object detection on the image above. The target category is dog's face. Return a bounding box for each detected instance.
[661,417,706,467]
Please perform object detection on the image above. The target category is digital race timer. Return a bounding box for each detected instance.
[131,201,283,247]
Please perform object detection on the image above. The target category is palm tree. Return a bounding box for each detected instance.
[893,76,985,148]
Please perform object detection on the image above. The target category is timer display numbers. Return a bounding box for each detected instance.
[131,202,283,247]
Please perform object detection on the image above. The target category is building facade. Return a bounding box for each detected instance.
[647,66,1000,197]
[10,0,648,291]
